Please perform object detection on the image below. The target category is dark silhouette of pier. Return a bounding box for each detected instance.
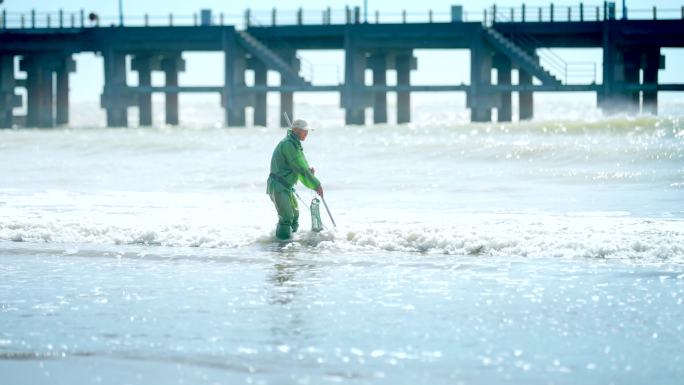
[1,3,684,128]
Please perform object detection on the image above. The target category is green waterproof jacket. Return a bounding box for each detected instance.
[267,130,321,194]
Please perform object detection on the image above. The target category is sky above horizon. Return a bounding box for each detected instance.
[4,0,684,108]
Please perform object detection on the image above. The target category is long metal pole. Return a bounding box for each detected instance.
[118,0,123,26]
[364,0,368,23]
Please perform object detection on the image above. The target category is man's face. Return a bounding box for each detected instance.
[293,128,309,141]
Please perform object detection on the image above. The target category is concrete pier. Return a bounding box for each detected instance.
[0,55,20,128]
[468,38,493,122]
[22,55,56,128]
[252,60,267,127]
[396,52,412,124]
[132,54,154,126]
[161,53,184,125]
[56,57,75,126]
[518,69,534,120]
[368,53,387,124]
[1,5,683,128]
[343,30,366,126]
[494,54,512,122]
[101,50,128,127]
[223,30,246,127]
[642,48,660,115]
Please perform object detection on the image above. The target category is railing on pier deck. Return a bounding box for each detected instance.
[1,3,684,29]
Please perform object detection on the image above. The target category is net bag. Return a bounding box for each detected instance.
[310,197,323,232]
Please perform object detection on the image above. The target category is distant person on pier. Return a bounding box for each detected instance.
[267,119,324,240]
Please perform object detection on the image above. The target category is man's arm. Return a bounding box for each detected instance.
[283,142,321,190]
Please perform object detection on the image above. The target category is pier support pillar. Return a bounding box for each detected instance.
[368,53,387,124]
[22,55,56,128]
[599,22,640,115]
[101,50,129,127]
[0,55,20,128]
[277,50,297,127]
[131,54,153,126]
[494,54,512,122]
[161,53,185,125]
[396,52,413,124]
[223,30,247,127]
[55,56,75,126]
[343,31,367,126]
[253,60,267,127]
[642,48,660,115]
[623,50,641,111]
[468,37,493,122]
[518,69,533,120]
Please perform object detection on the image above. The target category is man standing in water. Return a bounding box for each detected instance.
[267,119,324,240]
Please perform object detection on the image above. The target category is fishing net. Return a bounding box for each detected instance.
[310,197,323,232]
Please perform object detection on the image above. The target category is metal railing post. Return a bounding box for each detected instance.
[245,9,251,27]
[59,9,63,28]
[375,10,379,23]
[402,9,406,23]
[327,7,331,24]
[31,9,35,28]
[297,7,303,25]
[272,8,276,26]
[596,6,600,21]
[169,13,173,26]
[346,6,351,24]
[220,12,224,25]
[2,10,6,29]
[522,4,526,22]
[21,14,25,28]
[429,9,433,23]
[550,3,554,22]
[567,7,571,21]
[80,9,84,27]
[652,6,656,20]
[492,4,497,23]
[47,14,51,28]
[538,7,542,22]
[511,8,514,21]
[580,3,584,21]
[484,8,488,25]
[144,13,149,27]
[193,13,197,26]
[355,6,361,24]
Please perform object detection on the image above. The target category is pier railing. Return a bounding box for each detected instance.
[1,4,683,29]
[489,6,598,84]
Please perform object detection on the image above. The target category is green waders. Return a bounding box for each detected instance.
[267,130,321,240]
[269,189,299,240]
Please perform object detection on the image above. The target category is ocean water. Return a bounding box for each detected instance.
[1,103,683,384]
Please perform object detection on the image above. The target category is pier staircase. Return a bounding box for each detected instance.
[483,28,562,85]
[236,30,310,86]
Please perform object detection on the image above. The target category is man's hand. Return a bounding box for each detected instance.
[310,167,315,174]
[316,185,324,197]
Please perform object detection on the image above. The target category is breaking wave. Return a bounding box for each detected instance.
[2,215,683,262]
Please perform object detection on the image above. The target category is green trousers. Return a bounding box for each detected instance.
[269,190,299,240]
